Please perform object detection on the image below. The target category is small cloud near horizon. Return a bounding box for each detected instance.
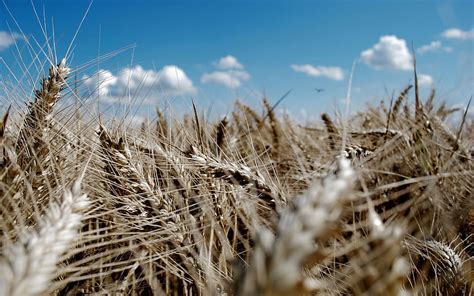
[201,55,250,89]
[215,55,244,70]
[418,74,434,87]
[442,27,474,40]
[417,40,452,54]
[290,64,345,81]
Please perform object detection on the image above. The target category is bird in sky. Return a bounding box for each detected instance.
[315,88,324,93]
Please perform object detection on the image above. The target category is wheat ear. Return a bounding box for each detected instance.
[15,59,69,166]
[0,179,89,296]
[237,158,355,295]
[188,145,276,208]
[391,84,412,122]
[321,113,339,149]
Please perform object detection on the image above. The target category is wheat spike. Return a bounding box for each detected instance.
[0,179,89,296]
[15,59,70,168]
[237,158,354,295]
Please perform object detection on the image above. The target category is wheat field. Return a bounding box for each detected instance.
[0,55,473,296]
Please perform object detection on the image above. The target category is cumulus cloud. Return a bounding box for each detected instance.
[0,31,23,51]
[83,65,196,103]
[417,40,452,54]
[418,74,433,87]
[291,64,345,81]
[360,35,412,71]
[86,69,118,96]
[201,70,250,88]
[202,55,250,88]
[216,55,244,69]
[442,28,474,40]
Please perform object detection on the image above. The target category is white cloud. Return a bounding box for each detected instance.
[291,64,345,81]
[417,40,452,54]
[216,55,243,69]
[202,55,250,88]
[360,35,412,71]
[418,74,433,87]
[83,65,196,103]
[87,69,118,96]
[0,31,23,51]
[442,28,474,40]
[201,70,250,88]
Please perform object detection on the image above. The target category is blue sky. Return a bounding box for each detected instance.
[0,0,473,121]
